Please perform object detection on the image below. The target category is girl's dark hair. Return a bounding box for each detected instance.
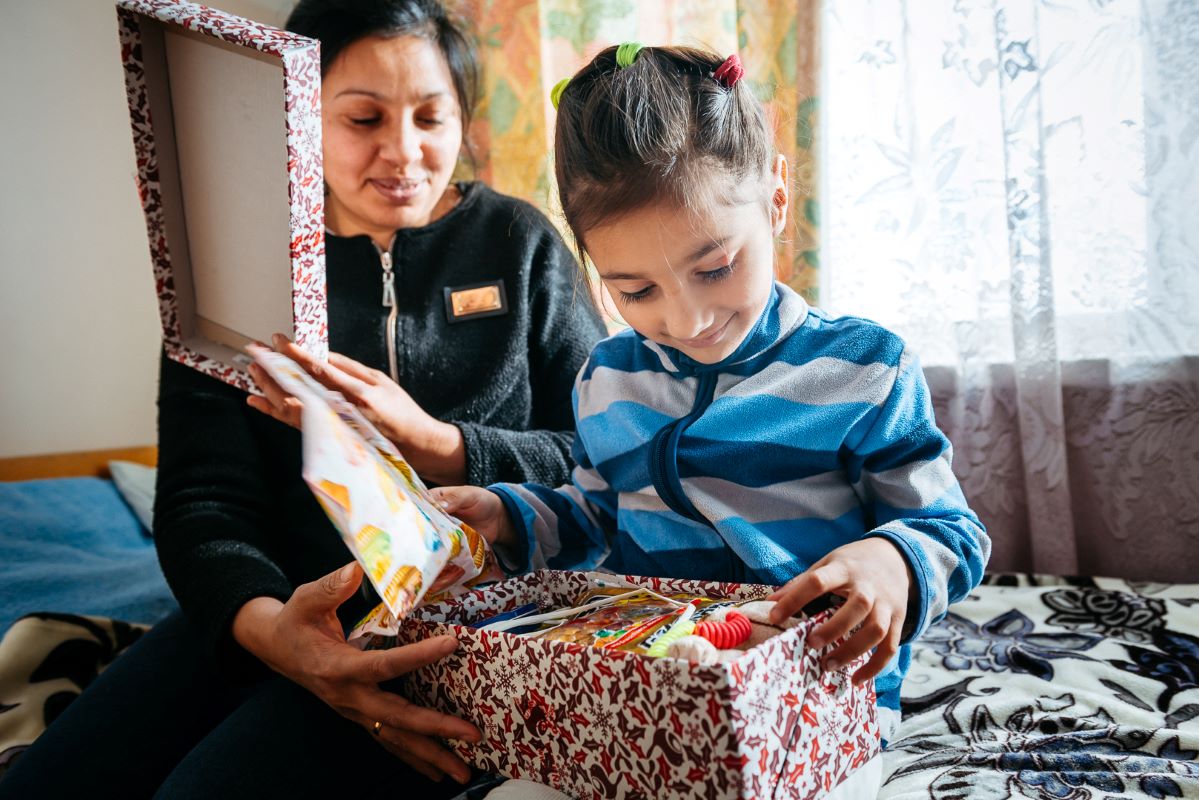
[553,45,772,247]
[286,0,479,132]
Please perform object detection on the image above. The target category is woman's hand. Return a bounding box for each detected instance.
[232,562,481,784]
[766,538,914,685]
[246,353,304,429]
[429,486,519,550]
[245,334,466,485]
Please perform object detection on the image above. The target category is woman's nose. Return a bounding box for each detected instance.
[379,119,422,168]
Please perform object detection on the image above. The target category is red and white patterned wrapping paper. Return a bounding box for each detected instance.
[116,0,326,393]
[394,570,881,800]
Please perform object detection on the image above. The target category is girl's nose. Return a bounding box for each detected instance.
[665,300,710,341]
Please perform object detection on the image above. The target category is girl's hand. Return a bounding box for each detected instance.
[246,335,466,485]
[766,538,914,685]
[232,562,481,784]
[429,486,519,550]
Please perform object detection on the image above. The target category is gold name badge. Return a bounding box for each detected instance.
[444,280,508,323]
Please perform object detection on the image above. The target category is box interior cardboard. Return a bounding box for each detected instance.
[135,14,295,369]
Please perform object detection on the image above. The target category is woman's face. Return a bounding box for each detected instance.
[322,34,463,240]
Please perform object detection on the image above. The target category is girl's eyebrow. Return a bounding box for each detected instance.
[688,237,730,262]
[599,269,646,281]
[600,237,732,281]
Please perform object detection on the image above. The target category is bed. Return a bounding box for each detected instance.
[879,575,1199,799]
[0,452,176,776]
[1,457,1196,796]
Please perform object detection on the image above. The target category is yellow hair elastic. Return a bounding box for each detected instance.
[550,76,571,110]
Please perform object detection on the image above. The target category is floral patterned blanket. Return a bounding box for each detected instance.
[881,575,1199,800]
[3,575,1197,798]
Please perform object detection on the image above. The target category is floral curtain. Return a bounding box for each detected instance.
[450,0,1198,582]
[451,0,822,305]
[822,0,1199,581]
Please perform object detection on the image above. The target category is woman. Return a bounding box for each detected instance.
[0,1,605,797]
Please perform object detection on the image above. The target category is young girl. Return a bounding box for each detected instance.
[436,42,990,751]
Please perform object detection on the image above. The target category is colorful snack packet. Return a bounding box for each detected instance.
[251,348,503,629]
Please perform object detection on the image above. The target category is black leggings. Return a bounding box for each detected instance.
[0,611,464,799]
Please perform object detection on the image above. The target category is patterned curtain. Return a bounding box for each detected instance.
[450,0,822,306]
[823,0,1199,581]
[450,0,1198,581]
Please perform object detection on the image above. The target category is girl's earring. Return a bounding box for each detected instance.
[770,155,790,234]
[772,190,787,233]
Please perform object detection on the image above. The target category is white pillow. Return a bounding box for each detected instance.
[108,460,156,533]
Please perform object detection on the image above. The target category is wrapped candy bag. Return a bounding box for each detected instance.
[250,349,503,631]
[530,589,696,654]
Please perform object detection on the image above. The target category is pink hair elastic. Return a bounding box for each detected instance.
[713,53,744,89]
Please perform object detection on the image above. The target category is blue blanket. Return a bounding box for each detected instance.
[0,478,177,635]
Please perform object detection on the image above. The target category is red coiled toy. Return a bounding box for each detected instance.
[694,610,752,649]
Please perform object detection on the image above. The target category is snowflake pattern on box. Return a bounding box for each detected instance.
[392,570,880,800]
[116,0,325,393]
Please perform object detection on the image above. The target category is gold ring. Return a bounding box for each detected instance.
[372,720,383,736]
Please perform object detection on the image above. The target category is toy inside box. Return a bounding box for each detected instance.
[378,570,881,800]
[116,0,326,393]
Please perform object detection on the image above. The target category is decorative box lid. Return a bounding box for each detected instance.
[117,0,326,393]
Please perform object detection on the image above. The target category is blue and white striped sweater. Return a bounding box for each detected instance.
[491,283,990,735]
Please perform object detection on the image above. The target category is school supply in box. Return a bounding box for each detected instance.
[383,570,882,800]
[471,585,791,663]
[250,349,503,620]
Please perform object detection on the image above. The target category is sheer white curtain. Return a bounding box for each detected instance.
[822,0,1199,580]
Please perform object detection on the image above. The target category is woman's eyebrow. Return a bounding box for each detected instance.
[332,89,450,101]
[334,89,385,100]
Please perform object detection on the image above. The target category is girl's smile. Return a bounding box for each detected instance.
[678,314,736,350]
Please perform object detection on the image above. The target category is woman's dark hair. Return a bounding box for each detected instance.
[553,45,772,248]
[286,0,479,132]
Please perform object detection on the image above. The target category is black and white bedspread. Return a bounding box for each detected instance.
[881,575,1199,800]
[3,574,1197,796]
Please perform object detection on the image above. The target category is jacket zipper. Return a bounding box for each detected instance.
[647,371,747,582]
[377,245,399,383]
[648,371,718,526]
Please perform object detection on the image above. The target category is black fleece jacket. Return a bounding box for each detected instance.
[153,182,606,675]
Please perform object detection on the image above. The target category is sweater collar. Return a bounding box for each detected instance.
[639,281,809,375]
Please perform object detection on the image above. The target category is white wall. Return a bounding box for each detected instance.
[0,0,296,458]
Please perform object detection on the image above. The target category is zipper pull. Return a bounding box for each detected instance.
[380,250,396,308]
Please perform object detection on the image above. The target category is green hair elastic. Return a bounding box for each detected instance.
[615,41,645,69]
[551,42,644,109]
[550,76,571,110]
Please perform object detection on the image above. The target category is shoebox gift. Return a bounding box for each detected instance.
[385,569,881,800]
[116,0,326,392]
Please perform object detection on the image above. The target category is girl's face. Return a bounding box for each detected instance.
[584,158,789,364]
[322,34,463,242]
